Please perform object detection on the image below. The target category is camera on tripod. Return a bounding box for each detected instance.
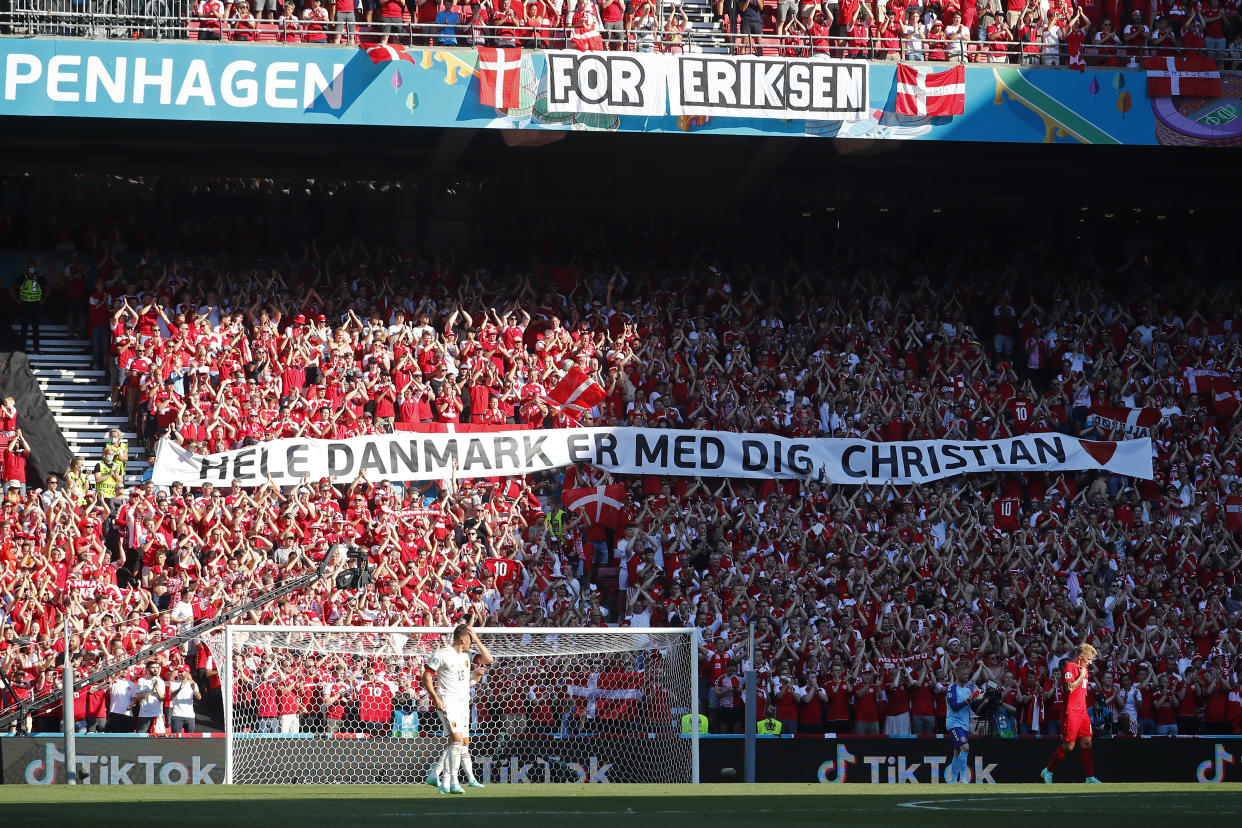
[332,543,374,590]
[972,680,1003,719]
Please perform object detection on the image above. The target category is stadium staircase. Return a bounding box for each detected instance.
[26,324,146,487]
[677,0,784,55]
[681,0,730,53]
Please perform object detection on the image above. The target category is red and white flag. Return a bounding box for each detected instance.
[567,671,645,719]
[895,63,965,117]
[365,43,416,64]
[1225,494,1242,534]
[570,8,604,51]
[1145,56,1221,97]
[562,483,627,529]
[543,366,606,416]
[1185,367,1229,396]
[1087,406,1161,437]
[1066,31,1085,71]
[477,46,522,109]
[571,24,605,51]
[1213,375,1242,421]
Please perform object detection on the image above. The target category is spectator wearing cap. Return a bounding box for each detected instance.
[853,666,881,735]
[2,431,29,498]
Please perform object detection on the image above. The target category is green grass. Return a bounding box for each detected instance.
[1,783,1241,827]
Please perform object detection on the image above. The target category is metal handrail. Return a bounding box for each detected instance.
[1,8,1237,71]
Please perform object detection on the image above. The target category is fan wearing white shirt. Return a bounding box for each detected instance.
[134,661,166,734]
[169,665,201,733]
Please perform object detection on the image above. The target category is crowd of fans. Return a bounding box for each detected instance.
[10,0,1242,67]
[189,0,1242,66]
[2,213,1242,738]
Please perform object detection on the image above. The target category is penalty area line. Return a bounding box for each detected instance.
[899,795,1076,812]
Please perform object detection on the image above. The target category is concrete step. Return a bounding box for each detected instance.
[27,352,93,363]
[69,448,147,462]
[23,334,90,343]
[56,414,132,426]
[41,385,114,396]
[61,431,139,443]
[24,343,91,354]
[32,372,108,382]
[45,399,114,410]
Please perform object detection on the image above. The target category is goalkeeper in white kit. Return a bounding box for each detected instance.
[423,624,494,794]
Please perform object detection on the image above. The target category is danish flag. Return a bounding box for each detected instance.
[895,63,965,117]
[562,484,626,529]
[365,44,416,64]
[1213,376,1241,421]
[1066,31,1085,72]
[1185,367,1229,396]
[1086,406,1162,437]
[567,671,645,719]
[543,366,606,416]
[1145,56,1220,98]
[477,46,522,109]
[1225,494,1242,534]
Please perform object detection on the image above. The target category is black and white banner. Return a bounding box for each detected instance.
[545,50,668,116]
[542,53,868,119]
[668,55,868,119]
[152,428,1153,488]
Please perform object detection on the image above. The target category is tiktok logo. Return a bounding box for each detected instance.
[817,745,857,783]
[1196,744,1235,783]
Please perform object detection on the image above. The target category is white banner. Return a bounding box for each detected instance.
[541,52,868,119]
[545,51,668,116]
[151,429,1153,488]
[667,55,869,119]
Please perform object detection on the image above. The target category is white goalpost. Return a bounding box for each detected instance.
[207,626,700,785]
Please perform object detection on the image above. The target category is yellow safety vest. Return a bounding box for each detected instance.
[95,460,121,498]
[757,718,783,735]
[19,277,43,303]
[545,508,567,538]
[680,713,708,735]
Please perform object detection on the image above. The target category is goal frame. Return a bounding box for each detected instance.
[221,625,700,784]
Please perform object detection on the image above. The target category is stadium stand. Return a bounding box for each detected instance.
[1,175,1241,741]
[2,0,1240,68]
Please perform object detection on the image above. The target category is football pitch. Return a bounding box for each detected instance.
[1,784,1241,827]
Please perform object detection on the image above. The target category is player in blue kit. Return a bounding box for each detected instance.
[945,662,981,783]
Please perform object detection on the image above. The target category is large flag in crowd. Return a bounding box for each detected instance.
[1087,406,1162,437]
[543,367,607,416]
[562,484,627,529]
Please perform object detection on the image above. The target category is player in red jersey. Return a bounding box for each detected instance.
[1041,643,1101,783]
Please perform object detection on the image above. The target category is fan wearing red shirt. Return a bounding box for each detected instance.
[1042,643,1101,783]
[358,668,396,735]
[853,668,881,733]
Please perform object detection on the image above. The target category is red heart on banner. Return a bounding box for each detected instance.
[1081,440,1118,466]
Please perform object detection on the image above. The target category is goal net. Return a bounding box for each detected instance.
[207,626,699,785]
